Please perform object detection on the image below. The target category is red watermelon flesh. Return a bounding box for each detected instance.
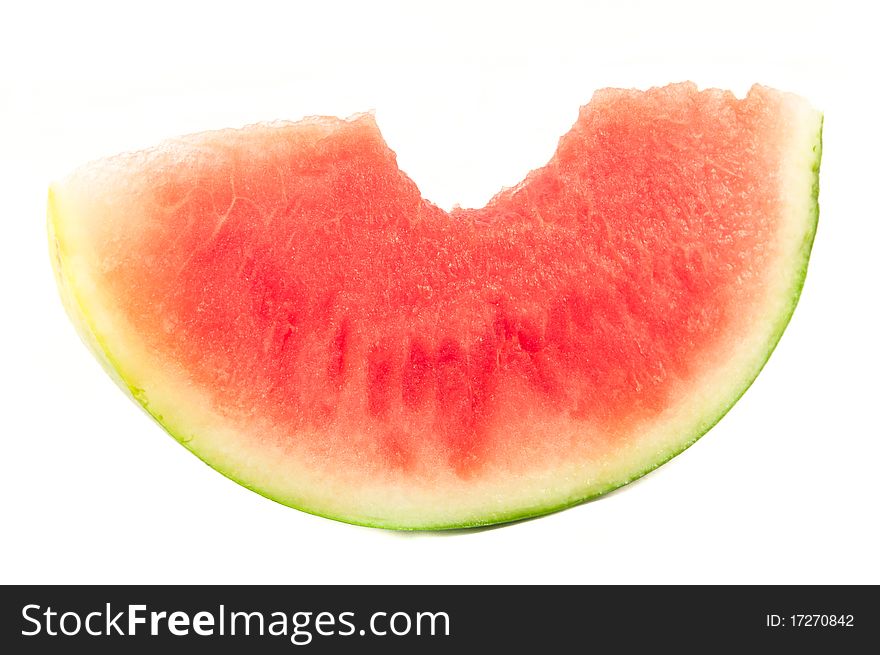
[49,83,822,528]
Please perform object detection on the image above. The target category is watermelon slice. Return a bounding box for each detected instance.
[49,83,822,529]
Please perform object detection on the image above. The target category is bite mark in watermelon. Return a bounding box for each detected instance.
[49,83,822,529]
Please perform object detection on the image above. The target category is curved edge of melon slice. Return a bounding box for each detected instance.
[48,102,822,531]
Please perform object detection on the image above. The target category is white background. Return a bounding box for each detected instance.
[2,0,878,584]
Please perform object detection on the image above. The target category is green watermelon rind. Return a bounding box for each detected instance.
[48,118,822,531]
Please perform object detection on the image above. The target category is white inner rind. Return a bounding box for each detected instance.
[50,94,821,529]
